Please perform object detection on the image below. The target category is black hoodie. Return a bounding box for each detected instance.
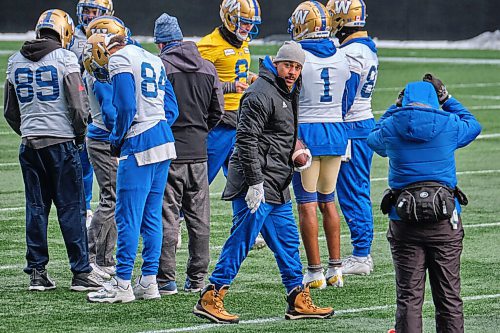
[159,41,224,163]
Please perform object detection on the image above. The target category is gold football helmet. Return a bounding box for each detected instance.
[35,9,75,49]
[220,0,261,41]
[288,1,332,41]
[86,16,129,38]
[82,33,115,82]
[77,0,114,26]
[327,0,367,33]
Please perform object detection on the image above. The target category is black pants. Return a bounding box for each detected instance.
[387,218,464,333]
[19,142,90,274]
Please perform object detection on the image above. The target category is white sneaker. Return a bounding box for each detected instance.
[87,278,135,303]
[251,234,267,250]
[326,267,344,288]
[100,266,116,276]
[90,263,111,280]
[367,255,374,272]
[86,210,93,229]
[133,277,161,300]
[302,269,326,289]
[342,255,371,275]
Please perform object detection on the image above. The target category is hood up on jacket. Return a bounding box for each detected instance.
[391,81,449,143]
[160,41,204,73]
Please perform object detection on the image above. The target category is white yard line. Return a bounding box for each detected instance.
[0,50,16,55]
[139,293,500,333]
[467,95,500,100]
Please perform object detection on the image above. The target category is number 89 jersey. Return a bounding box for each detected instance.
[108,45,167,133]
[7,48,81,138]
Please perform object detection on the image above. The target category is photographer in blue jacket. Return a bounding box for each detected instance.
[367,74,481,333]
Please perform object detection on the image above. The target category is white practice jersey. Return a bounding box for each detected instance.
[342,42,378,122]
[69,26,87,60]
[7,48,81,138]
[108,45,167,139]
[299,49,351,123]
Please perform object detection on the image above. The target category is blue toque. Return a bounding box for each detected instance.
[154,13,183,44]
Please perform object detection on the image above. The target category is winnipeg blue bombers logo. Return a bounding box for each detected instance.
[293,10,310,25]
[334,0,352,14]
[224,0,241,12]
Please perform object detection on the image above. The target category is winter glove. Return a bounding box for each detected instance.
[395,89,405,107]
[423,73,450,104]
[110,144,121,158]
[294,148,312,172]
[245,182,265,214]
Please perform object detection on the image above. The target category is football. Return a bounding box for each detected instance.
[292,139,311,168]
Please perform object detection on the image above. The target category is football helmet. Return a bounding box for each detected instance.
[82,33,117,82]
[86,16,129,38]
[77,0,114,27]
[326,0,367,33]
[288,1,332,41]
[35,9,75,49]
[220,0,261,41]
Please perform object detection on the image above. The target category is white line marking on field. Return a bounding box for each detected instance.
[0,50,15,55]
[0,265,19,270]
[467,95,500,100]
[378,57,500,65]
[477,133,500,140]
[373,104,500,114]
[0,163,18,167]
[139,293,500,333]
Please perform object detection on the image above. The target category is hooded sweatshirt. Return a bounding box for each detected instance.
[159,41,224,162]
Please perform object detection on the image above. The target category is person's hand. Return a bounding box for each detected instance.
[294,148,312,172]
[245,182,265,214]
[110,144,121,158]
[247,72,258,84]
[235,81,249,93]
[423,73,450,104]
[395,89,405,107]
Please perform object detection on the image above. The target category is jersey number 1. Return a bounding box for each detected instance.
[320,68,333,103]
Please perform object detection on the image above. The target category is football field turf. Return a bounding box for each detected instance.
[0,42,499,332]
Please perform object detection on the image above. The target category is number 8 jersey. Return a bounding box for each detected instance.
[7,48,81,138]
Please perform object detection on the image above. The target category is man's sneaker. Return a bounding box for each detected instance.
[303,269,326,289]
[87,278,135,303]
[251,234,267,250]
[100,265,116,276]
[342,255,371,275]
[367,254,374,272]
[285,285,334,320]
[90,263,111,280]
[326,267,344,288]
[29,269,56,291]
[70,270,103,291]
[193,284,239,324]
[86,209,93,229]
[184,278,203,293]
[158,280,178,295]
[133,277,161,300]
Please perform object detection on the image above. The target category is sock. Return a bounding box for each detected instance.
[140,275,156,287]
[115,276,131,289]
[307,264,323,273]
[353,255,368,261]
[328,258,342,268]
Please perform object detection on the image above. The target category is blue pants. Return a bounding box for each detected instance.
[207,124,236,184]
[336,138,374,257]
[80,142,94,210]
[115,155,170,280]
[210,198,303,293]
[19,142,90,274]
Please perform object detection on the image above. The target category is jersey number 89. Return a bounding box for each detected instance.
[14,66,60,103]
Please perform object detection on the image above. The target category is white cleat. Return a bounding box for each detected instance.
[342,255,371,275]
[87,278,135,303]
[326,267,344,288]
[303,270,326,289]
[133,277,161,300]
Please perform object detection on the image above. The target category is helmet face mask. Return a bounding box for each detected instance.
[77,0,114,27]
[326,0,367,35]
[83,33,115,83]
[288,1,332,41]
[220,0,261,41]
[36,9,75,49]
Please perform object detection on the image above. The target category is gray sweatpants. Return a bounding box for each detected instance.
[86,138,118,267]
[158,162,210,288]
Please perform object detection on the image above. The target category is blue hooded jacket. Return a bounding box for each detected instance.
[368,81,481,197]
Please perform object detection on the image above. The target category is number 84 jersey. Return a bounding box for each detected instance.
[7,48,81,138]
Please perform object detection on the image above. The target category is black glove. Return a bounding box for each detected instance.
[395,89,405,107]
[110,144,121,158]
[75,136,85,152]
[423,73,450,104]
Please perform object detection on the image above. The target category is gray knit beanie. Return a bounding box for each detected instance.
[273,41,305,66]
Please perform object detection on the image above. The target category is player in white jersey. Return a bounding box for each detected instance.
[4,9,103,292]
[288,1,357,289]
[86,35,179,303]
[328,0,378,275]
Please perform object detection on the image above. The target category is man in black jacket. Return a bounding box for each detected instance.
[153,13,224,295]
[193,41,333,324]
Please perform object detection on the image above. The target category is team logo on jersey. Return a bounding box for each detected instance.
[243,47,250,54]
[224,49,236,56]
[292,9,310,25]
[334,0,352,14]
[223,0,241,12]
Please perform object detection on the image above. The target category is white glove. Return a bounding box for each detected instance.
[245,182,265,214]
[294,149,312,172]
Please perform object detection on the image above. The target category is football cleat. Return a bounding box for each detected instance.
[35,9,75,50]
[326,267,344,287]
[220,0,261,41]
[342,255,371,275]
[326,0,367,34]
[288,1,332,41]
[303,269,326,289]
[77,0,114,27]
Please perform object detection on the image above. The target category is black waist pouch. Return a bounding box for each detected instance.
[395,181,455,223]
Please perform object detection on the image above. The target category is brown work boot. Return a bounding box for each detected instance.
[285,284,334,320]
[193,284,239,324]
